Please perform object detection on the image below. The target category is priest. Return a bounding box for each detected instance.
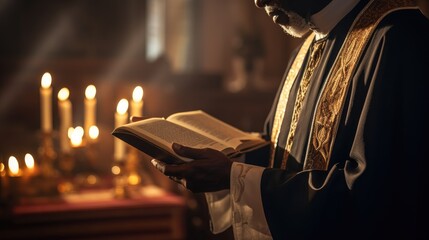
[150,0,429,239]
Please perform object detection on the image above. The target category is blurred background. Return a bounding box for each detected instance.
[0,0,301,239]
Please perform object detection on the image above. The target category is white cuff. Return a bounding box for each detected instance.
[204,190,232,234]
[231,162,271,239]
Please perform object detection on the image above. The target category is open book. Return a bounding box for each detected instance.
[111,110,268,164]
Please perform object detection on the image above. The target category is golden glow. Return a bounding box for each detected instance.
[89,125,99,140]
[142,185,165,197]
[8,156,19,175]
[85,85,96,100]
[70,126,84,147]
[128,173,141,185]
[87,174,97,185]
[74,126,84,137]
[116,99,129,115]
[58,88,70,101]
[41,72,52,89]
[111,165,121,175]
[68,127,74,139]
[132,86,144,102]
[24,153,35,169]
[0,162,5,172]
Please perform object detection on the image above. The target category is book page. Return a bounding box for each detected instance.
[125,118,233,154]
[167,110,262,149]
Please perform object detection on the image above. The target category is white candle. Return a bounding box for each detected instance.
[84,85,97,140]
[114,99,129,161]
[58,88,73,153]
[130,86,144,117]
[40,72,53,133]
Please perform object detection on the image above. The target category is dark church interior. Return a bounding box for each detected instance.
[0,1,301,239]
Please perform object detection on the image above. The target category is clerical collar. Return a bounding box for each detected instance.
[310,0,360,40]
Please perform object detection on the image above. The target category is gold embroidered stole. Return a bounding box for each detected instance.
[269,0,417,170]
[282,39,327,169]
[269,33,315,168]
[304,0,417,171]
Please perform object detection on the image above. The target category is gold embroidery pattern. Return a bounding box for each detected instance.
[305,0,416,171]
[269,34,314,168]
[282,40,326,169]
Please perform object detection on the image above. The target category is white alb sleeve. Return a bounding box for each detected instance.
[204,190,232,234]
[230,162,272,239]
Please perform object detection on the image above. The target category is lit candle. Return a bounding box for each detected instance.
[114,99,129,161]
[70,126,84,147]
[8,156,22,200]
[0,162,6,177]
[130,86,144,117]
[84,85,97,140]
[40,72,53,133]
[88,125,99,141]
[0,162,8,200]
[8,156,21,177]
[58,88,73,153]
[24,153,36,176]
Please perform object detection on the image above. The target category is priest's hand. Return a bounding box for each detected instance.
[151,143,233,193]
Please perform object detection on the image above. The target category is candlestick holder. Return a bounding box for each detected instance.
[38,131,58,178]
[0,162,11,212]
[123,149,143,198]
[57,152,76,194]
[61,139,99,193]
[37,131,60,196]
[112,159,128,199]
[78,141,101,188]
[8,174,23,203]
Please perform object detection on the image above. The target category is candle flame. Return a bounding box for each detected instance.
[24,153,35,169]
[68,127,74,139]
[111,165,121,175]
[74,126,84,138]
[70,135,82,147]
[116,99,129,115]
[89,125,99,140]
[85,85,96,100]
[70,126,84,147]
[0,162,5,172]
[58,88,70,101]
[41,72,52,88]
[8,156,19,175]
[132,86,144,102]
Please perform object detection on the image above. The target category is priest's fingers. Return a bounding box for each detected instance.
[151,158,188,178]
[172,142,220,160]
[169,176,187,188]
[150,159,166,173]
[162,162,191,178]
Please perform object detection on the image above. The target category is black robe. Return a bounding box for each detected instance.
[257,1,429,239]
